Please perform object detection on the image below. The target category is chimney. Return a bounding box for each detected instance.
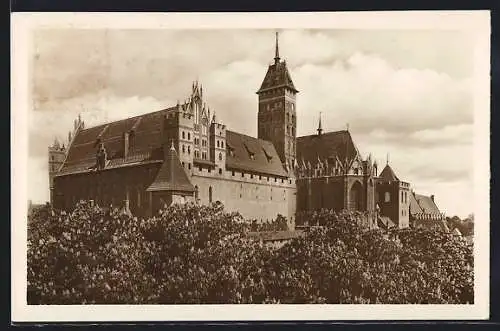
[124,132,130,159]
[430,195,435,202]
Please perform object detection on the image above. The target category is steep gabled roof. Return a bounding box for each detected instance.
[147,144,194,192]
[226,130,288,177]
[414,194,441,215]
[257,60,298,93]
[379,164,399,181]
[57,107,176,176]
[296,130,358,166]
[409,192,424,215]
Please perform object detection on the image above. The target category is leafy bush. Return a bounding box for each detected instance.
[27,201,474,304]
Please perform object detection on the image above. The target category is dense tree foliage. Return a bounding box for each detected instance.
[28,201,473,304]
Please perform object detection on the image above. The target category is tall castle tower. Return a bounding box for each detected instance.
[257,32,298,171]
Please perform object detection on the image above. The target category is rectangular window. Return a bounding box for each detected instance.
[232,171,235,176]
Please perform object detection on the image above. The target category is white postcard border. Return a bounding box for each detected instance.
[11,11,491,322]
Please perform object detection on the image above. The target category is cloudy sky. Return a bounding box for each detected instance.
[29,28,476,218]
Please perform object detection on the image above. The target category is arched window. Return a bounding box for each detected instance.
[188,146,191,154]
[401,191,404,203]
[217,140,220,148]
[219,168,222,175]
[182,131,185,139]
[219,152,222,161]
[182,145,185,153]
[385,192,391,202]
[187,132,191,140]
[221,141,224,148]
[208,186,213,203]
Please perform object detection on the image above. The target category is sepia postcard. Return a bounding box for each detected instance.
[11,11,490,322]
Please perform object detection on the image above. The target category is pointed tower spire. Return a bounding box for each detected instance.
[386,152,390,165]
[274,31,280,64]
[317,112,323,136]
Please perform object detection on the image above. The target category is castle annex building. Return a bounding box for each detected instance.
[49,33,444,228]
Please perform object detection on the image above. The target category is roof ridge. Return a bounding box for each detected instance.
[78,106,176,133]
[297,130,349,139]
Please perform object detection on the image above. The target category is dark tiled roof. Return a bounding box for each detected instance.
[379,164,399,181]
[257,60,298,93]
[147,145,194,192]
[59,107,175,175]
[226,130,288,177]
[414,194,441,215]
[58,108,288,178]
[296,130,357,166]
[409,193,424,215]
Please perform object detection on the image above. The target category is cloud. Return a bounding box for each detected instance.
[30,90,172,158]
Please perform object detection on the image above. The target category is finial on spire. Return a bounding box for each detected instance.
[346,123,349,132]
[317,112,323,136]
[386,153,390,165]
[274,31,280,64]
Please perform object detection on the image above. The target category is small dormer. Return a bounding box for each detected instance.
[244,143,255,160]
[262,147,273,162]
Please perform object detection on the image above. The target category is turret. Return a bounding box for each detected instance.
[210,113,226,175]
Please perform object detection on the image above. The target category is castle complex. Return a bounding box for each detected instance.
[48,33,445,228]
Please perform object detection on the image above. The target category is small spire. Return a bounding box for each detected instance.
[170,140,175,151]
[317,112,323,136]
[386,153,390,165]
[346,123,350,132]
[274,31,280,64]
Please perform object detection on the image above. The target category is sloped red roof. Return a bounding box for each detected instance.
[409,192,424,215]
[379,164,399,181]
[296,130,357,166]
[147,144,194,192]
[57,107,289,178]
[414,194,441,215]
[58,107,175,176]
[257,60,298,93]
[226,131,288,177]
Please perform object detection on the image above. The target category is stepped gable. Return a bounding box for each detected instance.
[225,130,288,177]
[296,130,358,166]
[379,164,400,181]
[57,107,176,176]
[147,143,194,192]
[257,60,298,93]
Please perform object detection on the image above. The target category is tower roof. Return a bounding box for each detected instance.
[257,61,298,93]
[379,164,399,181]
[147,142,195,192]
[257,32,297,94]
